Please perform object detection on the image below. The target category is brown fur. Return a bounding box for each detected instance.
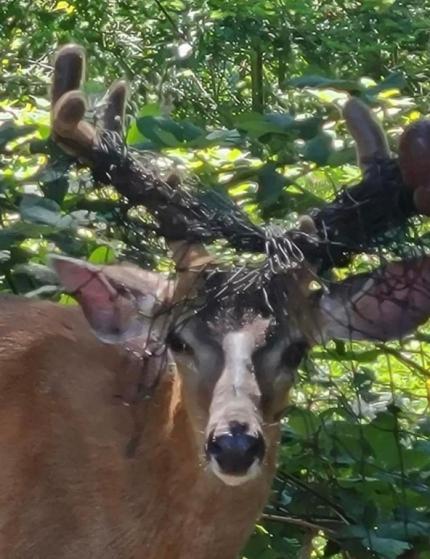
[0,296,278,559]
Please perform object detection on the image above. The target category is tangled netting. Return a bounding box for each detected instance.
[91,130,420,273]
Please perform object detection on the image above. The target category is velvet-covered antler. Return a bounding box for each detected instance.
[312,98,417,270]
[49,45,427,273]
[399,119,430,215]
[50,45,264,252]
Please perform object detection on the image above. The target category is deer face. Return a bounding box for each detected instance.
[168,296,308,485]
[52,255,430,486]
[52,257,307,485]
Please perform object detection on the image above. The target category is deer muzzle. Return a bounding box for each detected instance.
[205,420,265,485]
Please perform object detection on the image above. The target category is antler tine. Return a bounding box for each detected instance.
[399,119,430,215]
[51,44,96,157]
[343,97,391,174]
[103,80,128,134]
[169,240,215,304]
[51,44,85,106]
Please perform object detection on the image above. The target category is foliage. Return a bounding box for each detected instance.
[1,1,430,558]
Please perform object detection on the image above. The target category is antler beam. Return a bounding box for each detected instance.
[51,45,266,252]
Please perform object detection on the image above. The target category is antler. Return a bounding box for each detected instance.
[310,97,417,270]
[51,44,218,296]
[49,45,427,277]
[50,45,265,255]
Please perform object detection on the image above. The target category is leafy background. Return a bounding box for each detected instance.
[1,1,430,557]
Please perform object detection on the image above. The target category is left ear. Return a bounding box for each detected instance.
[317,256,430,342]
[51,255,170,344]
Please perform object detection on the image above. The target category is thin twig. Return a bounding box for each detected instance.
[262,513,336,535]
[376,344,430,378]
[153,0,187,40]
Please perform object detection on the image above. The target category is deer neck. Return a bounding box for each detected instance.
[122,365,199,471]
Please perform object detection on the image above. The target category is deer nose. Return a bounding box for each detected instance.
[206,422,265,476]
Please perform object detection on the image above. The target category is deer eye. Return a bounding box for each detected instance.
[280,341,308,368]
[167,331,193,354]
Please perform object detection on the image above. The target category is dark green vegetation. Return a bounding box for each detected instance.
[1,1,430,557]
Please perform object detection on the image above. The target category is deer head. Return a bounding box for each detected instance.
[48,45,430,486]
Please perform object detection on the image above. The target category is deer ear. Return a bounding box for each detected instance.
[51,256,158,343]
[318,257,430,342]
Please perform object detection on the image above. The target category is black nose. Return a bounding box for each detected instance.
[206,422,265,476]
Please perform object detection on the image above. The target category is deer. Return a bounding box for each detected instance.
[1,44,430,559]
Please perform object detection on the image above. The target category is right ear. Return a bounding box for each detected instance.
[316,256,430,342]
[51,256,168,344]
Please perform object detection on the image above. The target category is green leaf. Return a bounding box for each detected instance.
[327,146,356,166]
[303,131,333,165]
[368,537,411,559]
[285,408,321,438]
[288,75,360,91]
[20,194,75,230]
[293,116,323,140]
[13,263,58,284]
[257,163,288,207]
[235,112,322,140]
[88,246,116,264]
[366,72,407,96]
[0,222,56,249]
[0,121,36,150]
[204,129,242,146]
[135,116,206,148]
[20,194,60,223]
[311,348,381,362]
[40,177,69,205]
[235,112,291,137]
[279,189,325,214]
[378,520,430,540]
[180,121,206,142]
[127,104,160,145]
[352,368,375,390]
[37,159,71,204]
[339,526,411,558]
